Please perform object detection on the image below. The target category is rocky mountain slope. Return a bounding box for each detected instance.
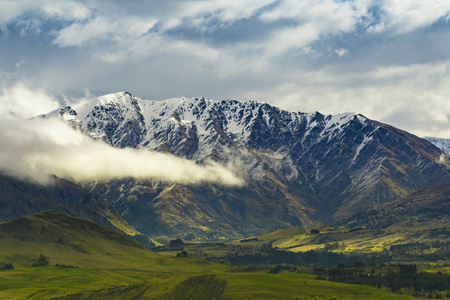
[425,137,450,155]
[40,92,450,240]
[0,173,138,236]
[342,178,450,229]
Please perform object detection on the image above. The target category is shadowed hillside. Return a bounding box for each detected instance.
[0,211,149,268]
[0,173,138,236]
[342,179,450,229]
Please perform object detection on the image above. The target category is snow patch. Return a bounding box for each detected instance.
[352,135,373,163]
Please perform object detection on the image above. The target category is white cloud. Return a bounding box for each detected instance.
[97,30,222,68]
[41,0,90,21]
[0,84,244,186]
[335,48,349,57]
[0,0,90,25]
[174,0,275,29]
[53,16,115,47]
[268,23,320,54]
[0,83,60,119]
[245,61,450,138]
[260,0,369,54]
[53,15,158,47]
[367,63,444,80]
[371,0,450,34]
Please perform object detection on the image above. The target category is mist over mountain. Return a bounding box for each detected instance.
[38,92,450,240]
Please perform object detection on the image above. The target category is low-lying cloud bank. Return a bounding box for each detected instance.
[0,117,244,186]
[0,85,244,187]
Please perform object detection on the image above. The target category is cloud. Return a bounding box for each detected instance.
[245,61,450,138]
[167,0,275,31]
[0,83,60,119]
[259,0,369,54]
[1,1,450,140]
[53,15,157,47]
[372,0,450,34]
[0,85,244,187]
[52,16,114,47]
[0,0,90,26]
[335,48,349,57]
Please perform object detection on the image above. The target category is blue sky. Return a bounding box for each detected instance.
[1,0,450,138]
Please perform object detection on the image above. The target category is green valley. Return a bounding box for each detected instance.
[0,211,420,299]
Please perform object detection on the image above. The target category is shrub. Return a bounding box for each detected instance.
[32,254,49,267]
[0,262,13,271]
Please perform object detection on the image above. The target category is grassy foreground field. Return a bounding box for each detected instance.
[0,211,416,299]
[0,266,416,299]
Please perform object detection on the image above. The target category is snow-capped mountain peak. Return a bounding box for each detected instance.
[41,92,363,158]
[38,92,449,239]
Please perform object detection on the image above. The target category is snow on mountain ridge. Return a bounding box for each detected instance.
[39,92,382,195]
[43,92,361,159]
[425,137,450,155]
[44,93,399,190]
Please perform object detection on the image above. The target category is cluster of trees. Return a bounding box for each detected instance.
[55,263,78,268]
[223,243,391,267]
[314,263,450,298]
[176,250,189,257]
[0,262,13,271]
[218,240,450,268]
[155,238,186,252]
[240,238,258,243]
[32,254,49,267]
[390,242,450,262]
[131,234,157,249]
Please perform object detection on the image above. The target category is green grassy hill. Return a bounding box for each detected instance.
[0,211,155,268]
[0,211,414,299]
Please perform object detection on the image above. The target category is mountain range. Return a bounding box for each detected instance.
[34,92,450,240]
